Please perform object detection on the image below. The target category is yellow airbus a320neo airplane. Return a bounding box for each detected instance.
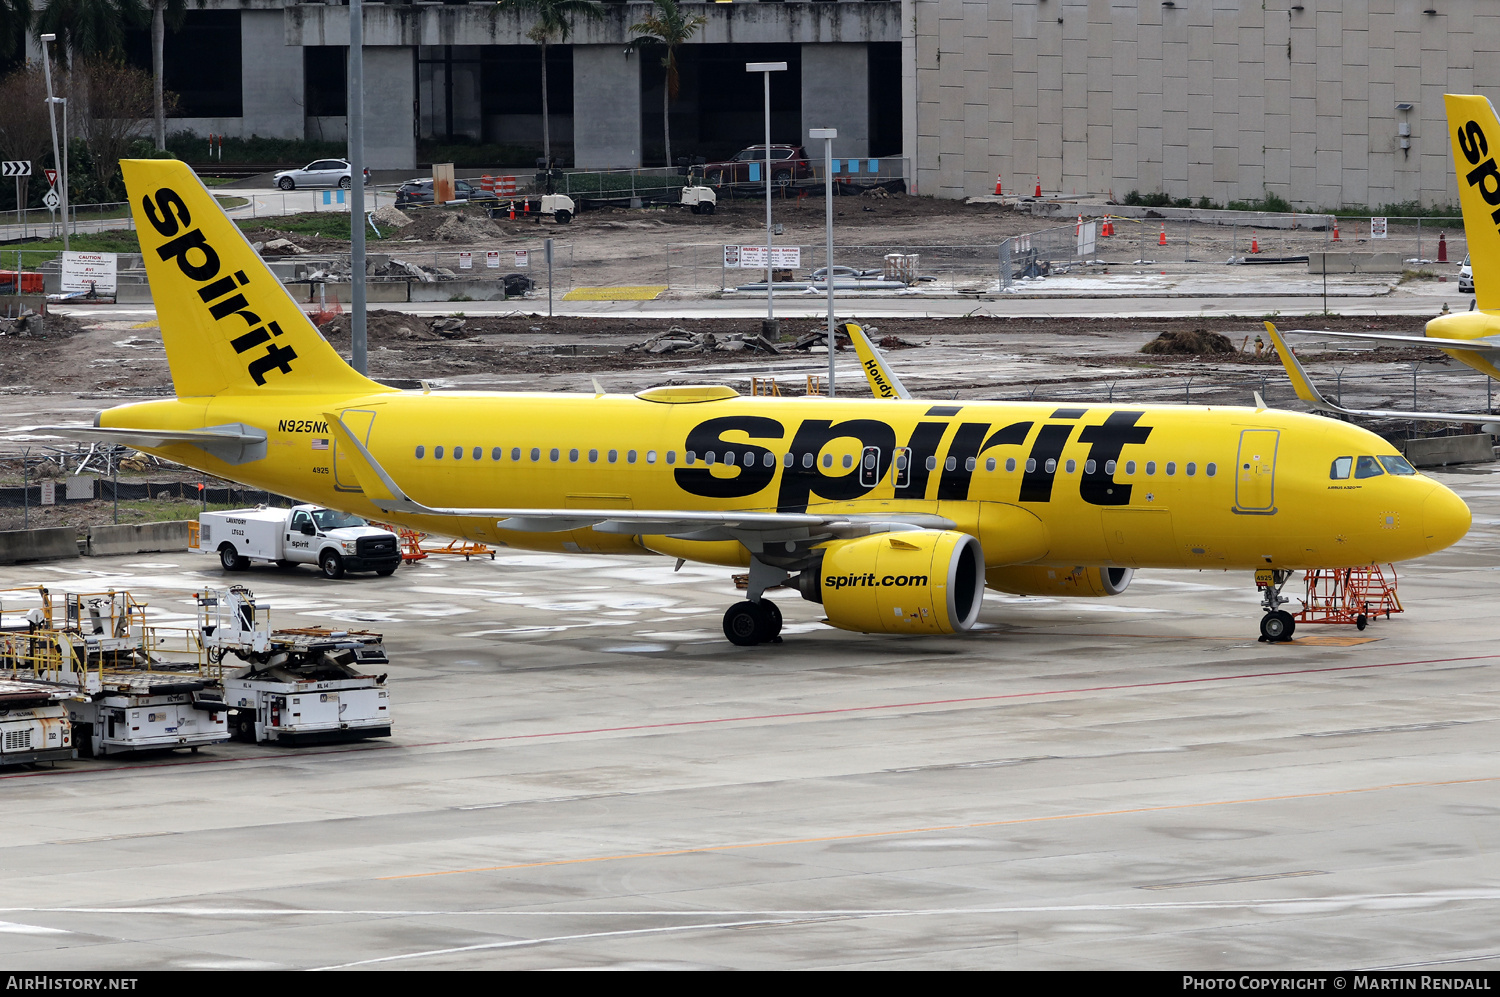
[47,160,1471,646]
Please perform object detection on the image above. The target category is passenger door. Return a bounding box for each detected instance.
[1234,429,1279,514]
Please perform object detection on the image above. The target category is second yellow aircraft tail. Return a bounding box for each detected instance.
[122,159,391,399]
[1446,94,1500,311]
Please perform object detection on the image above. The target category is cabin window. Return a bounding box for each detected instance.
[1104,459,1115,474]
[666,451,677,465]
[1206,462,1217,477]
[705,451,716,465]
[608,449,619,463]
[512,448,521,461]
[549,448,559,462]
[944,456,956,472]
[985,457,996,472]
[895,453,908,471]
[435,446,445,459]
[569,448,579,462]
[627,450,638,464]
[1006,457,1017,472]
[1186,462,1196,476]
[783,453,795,468]
[492,447,502,461]
[1146,461,1156,475]
[589,449,599,463]
[723,452,735,466]
[530,448,540,462]
[841,454,853,469]
[1378,455,1417,476]
[1045,458,1056,473]
[925,456,937,471]
[1065,459,1076,473]
[1165,461,1176,476]
[415,446,425,459]
[1125,460,1136,474]
[1026,458,1036,472]
[473,447,482,460]
[647,451,658,464]
[1355,455,1384,478]
[1085,459,1096,474]
[966,457,976,472]
[763,453,775,468]
[803,453,815,469]
[456,447,466,460]
[822,454,834,468]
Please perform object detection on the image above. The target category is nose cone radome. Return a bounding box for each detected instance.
[1422,482,1472,555]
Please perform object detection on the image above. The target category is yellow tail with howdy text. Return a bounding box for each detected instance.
[1448,94,1500,313]
[122,159,392,398]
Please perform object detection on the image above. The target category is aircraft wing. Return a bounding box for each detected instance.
[323,410,953,538]
[1278,328,1500,354]
[1264,322,1500,427]
[847,322,912,400]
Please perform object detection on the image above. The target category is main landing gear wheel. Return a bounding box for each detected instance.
[759,598,783,641]
[723,600,782,646]
[1259,610,1296,643]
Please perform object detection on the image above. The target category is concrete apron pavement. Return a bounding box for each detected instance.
[0,463,1497,969]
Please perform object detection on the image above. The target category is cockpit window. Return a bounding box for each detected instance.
[1355,455,1385,479]
[1330,456,1352,480]
[1377,455,1418,476]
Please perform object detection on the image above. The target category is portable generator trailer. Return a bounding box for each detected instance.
[0,679,76,766]
[199,587,392,745]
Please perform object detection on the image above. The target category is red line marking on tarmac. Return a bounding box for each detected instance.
[5,653,1496,781]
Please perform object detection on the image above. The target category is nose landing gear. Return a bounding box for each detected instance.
[1257,568,1297,643]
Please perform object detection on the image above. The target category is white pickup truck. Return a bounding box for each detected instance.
[193,505,402,579]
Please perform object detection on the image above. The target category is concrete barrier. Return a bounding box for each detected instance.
[292,281,410,304]
[1308,252,1407,274]
[0,527,80,564]
[1399,434,1496,468]
[409,280,512,302]
[85,521,193,557]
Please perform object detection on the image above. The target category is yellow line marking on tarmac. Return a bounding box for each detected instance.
[562,285,668,301]
[382,773,1500,881]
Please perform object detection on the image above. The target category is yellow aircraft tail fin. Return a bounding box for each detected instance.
[846,322,912,400]
[1446,94,1500,311]
[121,159,393,398]
[1263,321,1331,409]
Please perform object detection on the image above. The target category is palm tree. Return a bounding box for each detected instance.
[630,0,704,167]
[1,0,33,64]
[148,0,205,150]
[33,0,145,58]
[498,0,603,168]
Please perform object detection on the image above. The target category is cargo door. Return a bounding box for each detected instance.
[1234,429,1280,514]
[333,409,377,493]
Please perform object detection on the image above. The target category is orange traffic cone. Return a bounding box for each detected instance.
[1035,176,1042,197]
[1251,232,1259,254]
[1332,222,1340,242]
[1102,216,1114,237]
[1158,224,1167,246]
[508,201,515,220]
[994,173,1003,196]
[1439,232,1448,263]
[1076,214,1083,236]
[523,200,530,215]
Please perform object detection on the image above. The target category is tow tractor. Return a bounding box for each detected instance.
[199,587,392,745]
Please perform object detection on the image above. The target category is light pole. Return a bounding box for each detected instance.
[348,0,368,374]
[38,34,66,250]
[809,127,837,397]
[746,61,786,341]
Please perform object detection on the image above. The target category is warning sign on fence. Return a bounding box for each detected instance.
[1370,217,1388,239]
[723,245,741,268]
[736,246,801,269]
[514,251,529,268]
[458,252,473,269]
[60,251,117,293]
[486,251,499,268]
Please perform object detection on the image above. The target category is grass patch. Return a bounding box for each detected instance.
[239,211,387,242]
[9,230,143,267]
[199,176,240,187]
[214,195,250,210]
[110,498,242,523]
[1398,269,1437,283]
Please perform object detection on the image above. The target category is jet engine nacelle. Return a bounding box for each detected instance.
[797,530,984,635]
[985,565,1134,598]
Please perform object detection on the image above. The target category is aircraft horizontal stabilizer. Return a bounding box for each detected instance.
[33,423,268,465]
[1278,328,1500,354]
[1264,322,1500,428]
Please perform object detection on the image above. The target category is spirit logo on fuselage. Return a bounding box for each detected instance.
[675,406,1154,510]
[139,186,298,385]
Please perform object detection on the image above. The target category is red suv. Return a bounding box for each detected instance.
[702,145,814,187]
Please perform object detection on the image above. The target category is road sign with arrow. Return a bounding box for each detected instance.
[1,161,30,177]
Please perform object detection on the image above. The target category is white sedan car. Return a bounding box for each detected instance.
[273,159,370,191]
[1459,254,1473,294]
